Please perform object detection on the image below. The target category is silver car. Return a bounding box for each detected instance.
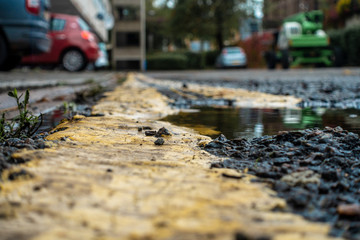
[216,47,247,68]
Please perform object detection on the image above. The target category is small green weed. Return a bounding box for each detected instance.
[63,102,77,118]
[0,89,42,141]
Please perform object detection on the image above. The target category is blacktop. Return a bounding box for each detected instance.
[0,73,342,240]
[0,70,118,118]
[147,68,360,82]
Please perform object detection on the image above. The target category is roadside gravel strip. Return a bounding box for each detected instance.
[0,74,340,240]
[136,74,302,109]
[148,68,360,109]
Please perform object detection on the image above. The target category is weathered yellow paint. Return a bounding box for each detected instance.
[0,73,341,240]
[136,73,302,109]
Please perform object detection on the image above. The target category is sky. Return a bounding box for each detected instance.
[153,0,174,8]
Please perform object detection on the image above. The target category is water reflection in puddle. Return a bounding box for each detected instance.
[36,104,92,134]
[162,107,360,139]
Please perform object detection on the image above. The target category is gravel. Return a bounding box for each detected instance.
[0,133,49,173]
[206,127,360,239]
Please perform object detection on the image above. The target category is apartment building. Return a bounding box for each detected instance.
[51,0,113,42]
[263,0,320,28]
[112,0,146,71]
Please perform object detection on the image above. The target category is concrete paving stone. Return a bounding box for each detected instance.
[0,70,115,91]
[0,73,342,240]
[0,71,118,114]
[0,85,89,111]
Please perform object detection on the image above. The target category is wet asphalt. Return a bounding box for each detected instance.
[149,68,360,109]
[147,68,360,240]
[2,68,360,239]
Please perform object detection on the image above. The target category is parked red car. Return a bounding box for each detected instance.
[22,13,99,71]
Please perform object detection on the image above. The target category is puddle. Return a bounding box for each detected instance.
[162,107,360,139]
[36,104,92,133]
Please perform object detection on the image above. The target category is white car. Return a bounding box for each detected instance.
[216,47,247,68]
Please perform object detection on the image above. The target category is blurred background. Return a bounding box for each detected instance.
[1,0,359,72]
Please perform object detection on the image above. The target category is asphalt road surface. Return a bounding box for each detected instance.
[0,69,118,114]
[148,68,360,109]
[2,67,360,113]
[147,68,360,82]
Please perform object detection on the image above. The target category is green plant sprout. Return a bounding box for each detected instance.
[0,89,42,141]
[63,101,77,119]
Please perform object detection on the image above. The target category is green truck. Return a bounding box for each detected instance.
[265,10,343,69]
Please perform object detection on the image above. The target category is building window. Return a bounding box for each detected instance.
[116,32,140,47]
[116,60,140,70]
[116,6,140,21]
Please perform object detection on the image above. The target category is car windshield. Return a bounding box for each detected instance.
[78,18,90,31]
[51,18,66,31]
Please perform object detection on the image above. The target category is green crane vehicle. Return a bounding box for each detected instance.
[265,10,343,69]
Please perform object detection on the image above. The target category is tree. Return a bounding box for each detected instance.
[213,0,242,50]
[146,0,174,52]
[169,0,213,47]
[336,0,360,17]
[170,0,249,50]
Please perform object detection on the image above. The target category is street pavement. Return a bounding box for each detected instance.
[2,68,359,92]
[2,67,359,114]
[0,73,341,240]
[0,70,118,114]
[2,67,359,112]
[0,68,359,239]
[147,67,360,82]
[148,68,360,109]
[0,69,115,91]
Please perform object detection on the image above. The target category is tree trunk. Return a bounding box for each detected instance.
[215,12,224,50]
[216,30,224,50]
[314,0,319,10]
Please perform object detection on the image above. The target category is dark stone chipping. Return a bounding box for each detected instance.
[154,138,165,146]
[205,127,360,239]
[0,133,49,173]
[145,130,157,136]
[155,127,171,137]
[8,169,34,181]
[145,127,171,138]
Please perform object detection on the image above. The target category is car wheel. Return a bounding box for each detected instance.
[265,51,276,70]
[0,55,21,71]
[281,50,290,69]
[62,49,87,72]
[332,47,344,67]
